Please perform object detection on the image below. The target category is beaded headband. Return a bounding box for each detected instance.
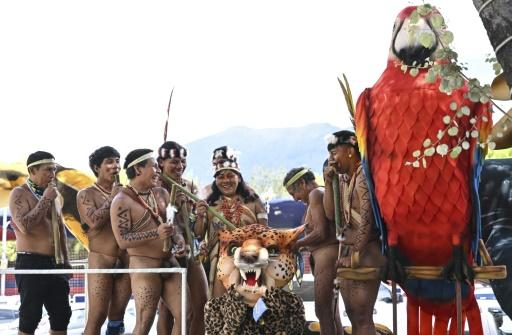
[284,168,309,188]
[159,147,187,159]
[127,152,154,169]
[27,158,56,168]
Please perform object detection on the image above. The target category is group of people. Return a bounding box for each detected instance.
[8,129,384,335]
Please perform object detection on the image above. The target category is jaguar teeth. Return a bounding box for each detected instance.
[255,268,261,280]
[240,269,247,280]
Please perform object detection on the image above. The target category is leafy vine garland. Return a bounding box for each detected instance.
[400,4,508,167]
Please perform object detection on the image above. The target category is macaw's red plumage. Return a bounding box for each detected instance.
[355,5,492,335]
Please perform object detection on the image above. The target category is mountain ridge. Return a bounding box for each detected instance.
[184,123,340,185]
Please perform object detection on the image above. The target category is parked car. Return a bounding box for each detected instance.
[0,306,19,333]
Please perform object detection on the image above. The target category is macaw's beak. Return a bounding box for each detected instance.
[391,13,438,67]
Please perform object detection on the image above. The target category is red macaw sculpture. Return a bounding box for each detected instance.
[355,5,492,334]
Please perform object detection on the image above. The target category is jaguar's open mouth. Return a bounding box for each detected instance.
[239,268,262,287]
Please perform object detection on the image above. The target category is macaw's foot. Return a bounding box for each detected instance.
[380,246,406,284]
[441,245,475,281]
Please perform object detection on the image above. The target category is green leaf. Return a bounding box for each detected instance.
[493,62,503,75]
[419,32,435,49]
[423,139,431,147]
[443,115,451,124]
[436,144,449,156]
[413,150,421,158]
[410,68,419,77]
[412,161,420,168]
[422,157,427,168]
[488,141,496,150]
[468,91,480,102]
[455,76,464,88]
[440,78,451,93]
[431,14,444,29]
[409,11,420,24]
[447,127,458,136]
[425,69,437,83]
[449,102,458,111]
[424,147,435,156]
[461,106,470,116]
[417,4,432,16]
[450,146,462,158]
[471,130,479,138]
[401,64,408,73]
[462,141,470,150]
[440,31,454,45]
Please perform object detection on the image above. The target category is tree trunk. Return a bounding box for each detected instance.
[473,0,512,88]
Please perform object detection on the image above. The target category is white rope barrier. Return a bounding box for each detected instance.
[0,267,188,335]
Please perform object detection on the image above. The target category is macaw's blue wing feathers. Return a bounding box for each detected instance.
[355,88,388,253]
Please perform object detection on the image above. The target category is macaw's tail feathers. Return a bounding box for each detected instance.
[406,291,482,335]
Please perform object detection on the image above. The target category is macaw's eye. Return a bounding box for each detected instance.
[267,245,280,257]
[228,243,239,256]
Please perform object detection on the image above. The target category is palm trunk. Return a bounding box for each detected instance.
[473,0,512,87]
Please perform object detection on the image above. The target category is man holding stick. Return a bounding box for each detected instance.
[8,151,72,335]
[323,130,385,335]
[111,149,188,335]
[77,146,131,335]
[156,141,207,335]
[283,167,342,335]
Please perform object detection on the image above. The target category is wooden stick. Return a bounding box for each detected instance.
[163,184,177,252]
[332,174,342,238]
[179,201,197,262]
[392,281,398,335]
[51,199,63,264]
[161,174,236,230]
[456,280,463,335]
[479,239,493,266]
[337,265,507,280]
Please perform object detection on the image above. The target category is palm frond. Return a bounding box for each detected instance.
[337,74,356,129]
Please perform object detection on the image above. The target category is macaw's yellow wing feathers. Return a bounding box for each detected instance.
[0,163,28,208]
[56,168,95,191]
[56,167,95,250]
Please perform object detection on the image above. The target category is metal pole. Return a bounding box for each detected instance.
[181,268,187,335]
[1,207,8,296]
[456,281,462,335]
[392,282,398,335]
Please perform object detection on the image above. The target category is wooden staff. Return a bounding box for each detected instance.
[163,184,177,252]
[51,192,63,264]
[456,281,462,335]
[337,265,507,280]
[392,282,398,335]
[332,174,342,239]
[161,174,236,230]
[178,202,197,262]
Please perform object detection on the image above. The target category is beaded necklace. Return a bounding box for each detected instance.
[342,162,362,227]
[219,196,244,226]
[26,179,44,200]
[92,183,111,201]
[126,184,163,224]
